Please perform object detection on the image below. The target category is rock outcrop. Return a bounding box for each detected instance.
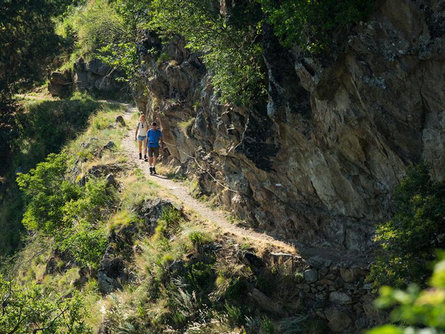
[49,58,129,99]
[134,0,445,256]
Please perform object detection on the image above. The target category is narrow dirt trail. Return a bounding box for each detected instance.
[121,107,297,254]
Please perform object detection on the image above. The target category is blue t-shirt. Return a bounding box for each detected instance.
[146,129,162,148]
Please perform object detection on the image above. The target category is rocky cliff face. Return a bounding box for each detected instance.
[135,0,445,255]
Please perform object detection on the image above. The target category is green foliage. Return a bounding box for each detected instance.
[17,153,116,268]
[259,0,374,50]
[369,164,445,288]
[117,0,266,105]
[188,231,213,250]
[56,0,130,58]
[17,153,79,233]
[0,95,110,256]
[0,0,74,172]
[260,316,275,334]
[0,275,91,333]
[368,255,445,333]
[97,42,138,84]
[225,302,243,326]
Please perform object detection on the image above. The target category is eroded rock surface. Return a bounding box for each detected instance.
[135,0,445,255]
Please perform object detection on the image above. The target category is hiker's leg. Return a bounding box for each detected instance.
[153,148,160,166]
[138,140,142,153]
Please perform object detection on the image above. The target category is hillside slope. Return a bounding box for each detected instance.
[1,100,379,333]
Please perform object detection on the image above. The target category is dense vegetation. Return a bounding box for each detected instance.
[369,165,445,289]
[7,0,445,333]
[17,153,115,269]
[0,0,75,173]
[0,277,90,334]
[0,95,108,256]
[368,255,445,333]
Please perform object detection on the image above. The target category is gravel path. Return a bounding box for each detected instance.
[121,107,297,254]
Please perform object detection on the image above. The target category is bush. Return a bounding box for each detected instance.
[369,164,445,288]
[17,153,80,233]
[17,153,116,268]
[260,0,375,50]
[0,275,91,333]
[368,254,445,333]
[56,0,130,58]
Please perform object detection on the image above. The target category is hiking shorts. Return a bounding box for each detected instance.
[148,147,160,158]
[137,135,146,141]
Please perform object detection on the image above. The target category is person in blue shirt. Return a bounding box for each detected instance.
[146,122,164,175]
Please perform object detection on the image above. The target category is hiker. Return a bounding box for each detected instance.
[146,121,164,175]
[135,114,149,161]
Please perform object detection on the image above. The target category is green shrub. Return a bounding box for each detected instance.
[369,164,445,288]
[260,0,375,50]
[17,153,116,268]
[368,254,445,333]
[0,275,91,333]
[188,231,213,250]
[260,316,275,334]
[17,153,80,233]
[56,0,130,58]
[185,260,216,294]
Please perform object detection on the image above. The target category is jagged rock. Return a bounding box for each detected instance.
[73,57,129,98]
[97,249,125,294]
[134,0,445,257]
[139,198,181,234]
[78,163,122,186]
[329,291,352,305]
[115,115,126,127]
[325,307,352,333]
[243,252,265,271]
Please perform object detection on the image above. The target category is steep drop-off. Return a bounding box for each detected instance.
[135,0,445,254]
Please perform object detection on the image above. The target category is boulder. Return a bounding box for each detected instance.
[329,291,352,305]
[48,70,72,98]
[340,268,362,283]
[324,307,352,333]
[304,269,318,283]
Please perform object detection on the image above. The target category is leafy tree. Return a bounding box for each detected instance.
[149,0,266,105]
[369,164,445,288]
[368,254,445,334]
[0,275,91,333]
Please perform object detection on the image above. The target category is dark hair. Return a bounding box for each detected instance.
[152,122,157,126]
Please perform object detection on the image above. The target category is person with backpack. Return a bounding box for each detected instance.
[146,122,164,175]
[135,114,149,160]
